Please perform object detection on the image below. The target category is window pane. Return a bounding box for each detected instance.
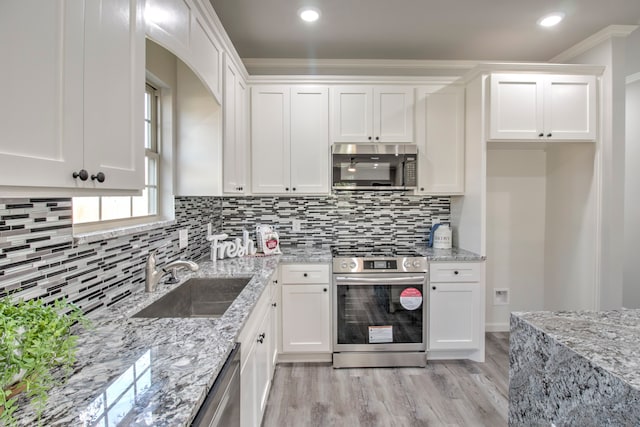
[146,157,158,186]
[73,197,100,223]
[144,92,151,121]
[144,121,151,150]
[101,197,132,221]
[132,189,149,217]
[147,187,158,215]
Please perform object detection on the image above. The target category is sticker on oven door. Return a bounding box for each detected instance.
[400,287,423,310]
[369,325,393,343]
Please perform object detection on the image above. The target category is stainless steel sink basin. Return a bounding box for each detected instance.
[132,277,252,318]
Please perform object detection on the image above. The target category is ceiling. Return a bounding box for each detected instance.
[209,0,640,62]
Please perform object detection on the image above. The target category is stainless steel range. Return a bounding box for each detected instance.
[332,246,428,368]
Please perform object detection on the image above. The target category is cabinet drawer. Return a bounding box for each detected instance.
[280,264,330,284]
[429,262,481,282]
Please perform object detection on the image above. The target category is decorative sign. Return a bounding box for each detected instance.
[369,325,393,343]
[399,287,423,310]
[207,230,257,261]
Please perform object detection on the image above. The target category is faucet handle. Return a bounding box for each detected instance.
[164,267,180,284]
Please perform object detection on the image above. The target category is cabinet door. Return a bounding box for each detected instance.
[330,86,373,143]
[255,307,272,418]
[240,336,258,427]
[83,0,145,190]
[0,1,84,188]
[281,284,331,353]
[429,282,481,350]
[544,75,597,141]
[489,74,544,141]
[223,58,247,193]
[251,86,291,193]
[415,86,465,194]
[290,86,330,194]
[373,86,414,143]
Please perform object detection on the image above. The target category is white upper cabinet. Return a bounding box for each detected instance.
[331,86,414,143]
[251,85,329,195]
[415,85,465,195]
[489,74,596,142]
[145,0,223,103]
[223,56,248,194]
[0,0,144,191]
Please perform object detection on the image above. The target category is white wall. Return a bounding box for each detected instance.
[561,37,628,310]
[486,148,546,330]
[175,60,223,196]
[544,144,598,311]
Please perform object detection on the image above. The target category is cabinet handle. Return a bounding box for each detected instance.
[258,332,266,343]
[272,302,277,307]
[420,187,425,191]
[547,133,552,138]
[368,136,372,141]
[285,187,289,191]
[538,133,544,137]
[454,271,459,275]
[432,286,436,290]
[91,172,106,183]
[323,288,327,292]
[303,273,308,277]
[375,136,379,141]
[274,279,278,284]
[72,169,89,181]
[292,187,296,191]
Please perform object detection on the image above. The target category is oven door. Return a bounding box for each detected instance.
[333,273,427,352]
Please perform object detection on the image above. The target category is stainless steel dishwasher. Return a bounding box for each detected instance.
[192,343,241,427]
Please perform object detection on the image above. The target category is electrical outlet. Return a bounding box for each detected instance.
[179,229,189,249]
[292,219,301,232]
[493,288,510,305]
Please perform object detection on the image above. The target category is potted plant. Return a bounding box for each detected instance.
[0,297,89,426]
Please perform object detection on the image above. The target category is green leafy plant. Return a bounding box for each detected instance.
[0,297,90,426]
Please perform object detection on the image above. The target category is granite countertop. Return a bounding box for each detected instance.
[12,244,481,426]
[13,247,331,427]
[415,246,485,261]
[512,310,640,390]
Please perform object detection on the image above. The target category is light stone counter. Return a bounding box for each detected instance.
[509,310,640,426]
[13,247,331,427]
[415,246,485,261]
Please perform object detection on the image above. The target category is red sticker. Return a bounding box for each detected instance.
[400,287,423,310]
[265,239,278,249]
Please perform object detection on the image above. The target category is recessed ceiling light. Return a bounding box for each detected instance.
[299,7,320,23]
[538,12,565,27]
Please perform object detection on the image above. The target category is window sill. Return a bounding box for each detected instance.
[73,219,176,244]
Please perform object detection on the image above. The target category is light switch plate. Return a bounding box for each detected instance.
[179,229,188,249]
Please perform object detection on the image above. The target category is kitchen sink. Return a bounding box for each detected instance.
[132,277,252,318]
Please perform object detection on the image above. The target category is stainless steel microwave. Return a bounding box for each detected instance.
[331,143,418,190]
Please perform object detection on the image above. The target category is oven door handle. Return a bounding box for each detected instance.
[334,275,425,285]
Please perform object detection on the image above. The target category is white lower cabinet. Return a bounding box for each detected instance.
[279,264,332,356]
[428,261,485,362]
[239,274,275,427]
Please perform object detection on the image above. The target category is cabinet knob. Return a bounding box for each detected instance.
[432,286,436,290]
[292,187,296,191]
[368,136,372,141]
[274,279,278,284]
[420,187,425,191]
[72,169,89,181]
[285,187,289,191]
[323,288,328,292]
[91,172,106,183]
[538,133,544,137]
[454,271,459,275]
[257,332,266,343]
[375,136,379,141]
[547,133,552,138]
[272,302,277,307]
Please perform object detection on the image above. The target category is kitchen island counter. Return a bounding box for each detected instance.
[509,310,640,426]
[11,247,329,427]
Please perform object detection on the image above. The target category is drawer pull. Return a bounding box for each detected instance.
[454,271,459,275]
[323,288,327,292]
[303,273,308,277]
[432,286,436,290]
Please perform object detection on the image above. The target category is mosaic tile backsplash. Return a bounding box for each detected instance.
[0,193,449,313]
[0,197,221,314]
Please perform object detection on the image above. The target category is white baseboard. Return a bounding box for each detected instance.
[277,353,332,363]
[485,322,509,332]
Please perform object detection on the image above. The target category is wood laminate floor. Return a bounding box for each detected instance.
[262,332,509,427]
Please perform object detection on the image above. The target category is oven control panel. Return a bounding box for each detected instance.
[333,257,427,273]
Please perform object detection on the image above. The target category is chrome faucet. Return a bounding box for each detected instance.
[145,251,199,292]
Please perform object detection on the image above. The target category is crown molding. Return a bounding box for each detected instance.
[550,25,639,63]
[627,72,640,85]
[242,58,480,77]
[247,74,463,86]
[462,62,605,83]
